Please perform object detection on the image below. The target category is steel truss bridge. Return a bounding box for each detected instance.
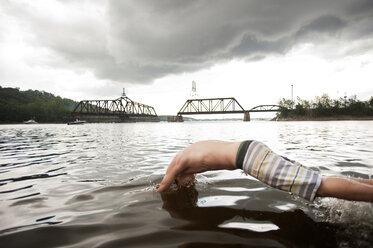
[249,104,281,112]
[176,97,280,121]
[71,96,158,121]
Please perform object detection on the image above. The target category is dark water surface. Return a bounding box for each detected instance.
[0,121,372,247]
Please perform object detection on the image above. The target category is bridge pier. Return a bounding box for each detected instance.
[243,111,250,121]
[167,115,183,122]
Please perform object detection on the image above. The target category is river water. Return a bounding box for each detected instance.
[0,121,372,247]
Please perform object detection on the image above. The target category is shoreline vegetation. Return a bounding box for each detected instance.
[0,86,77,124]
[275,94,373,121]
[274,115,373,121]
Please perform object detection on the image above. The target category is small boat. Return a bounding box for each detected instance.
[24,119,38,124]
[67,119,86,125]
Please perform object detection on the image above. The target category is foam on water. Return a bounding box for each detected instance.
[313,198,373,226]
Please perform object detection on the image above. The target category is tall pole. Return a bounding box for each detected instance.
[191,81,197,98]
[291,84,294,108]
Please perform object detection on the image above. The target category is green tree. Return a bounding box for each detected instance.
[278,98,294,117]
[0,86,77,123]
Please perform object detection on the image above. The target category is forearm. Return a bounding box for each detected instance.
[350,178,373,186]
[317,176,373,202]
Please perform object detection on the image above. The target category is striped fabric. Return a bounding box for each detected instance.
[236,140,322,201]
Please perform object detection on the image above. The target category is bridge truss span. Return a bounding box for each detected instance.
[174,97,281,122]
[249,105,280,112]
[177,97,245,115]
[71,96,158,122]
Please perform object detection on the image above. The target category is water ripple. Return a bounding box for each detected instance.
[0,122,372,247]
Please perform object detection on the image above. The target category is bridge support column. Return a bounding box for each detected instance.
[168,115,183,122]
[243,111,250,121]
[175,115,184,122]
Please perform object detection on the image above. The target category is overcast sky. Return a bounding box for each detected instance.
[1,0,372,115]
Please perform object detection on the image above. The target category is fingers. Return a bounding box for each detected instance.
[157,155,184,192]
[157,174,175,192]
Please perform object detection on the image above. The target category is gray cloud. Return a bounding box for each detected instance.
[2,0,373,84]
[295,15,347,38]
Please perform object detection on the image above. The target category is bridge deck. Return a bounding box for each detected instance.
[179,110,246,115]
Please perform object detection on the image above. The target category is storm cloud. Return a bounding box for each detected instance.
[2,0,373,84]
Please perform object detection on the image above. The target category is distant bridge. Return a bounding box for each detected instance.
[249,104,281,112]
[71,95,159,122]
[175,97,280,121]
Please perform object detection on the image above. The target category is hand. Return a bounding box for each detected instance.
[157,140,240,192]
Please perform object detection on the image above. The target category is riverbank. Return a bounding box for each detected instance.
[273,115,373,121]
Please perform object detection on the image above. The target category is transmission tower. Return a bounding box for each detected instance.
[190,81,198,98]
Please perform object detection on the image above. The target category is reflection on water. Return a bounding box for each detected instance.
[161,186,338,247]
[0,121,372,247]
[219,222,280,233]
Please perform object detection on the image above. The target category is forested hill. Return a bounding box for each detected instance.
[0,86,77,123]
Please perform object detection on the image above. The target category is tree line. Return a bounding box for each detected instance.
[0,86,77,123]
[278,94,373,118]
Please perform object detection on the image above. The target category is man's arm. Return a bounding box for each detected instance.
[317,176,373,202]
[158,140,373,202]
[157,140,240,192]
